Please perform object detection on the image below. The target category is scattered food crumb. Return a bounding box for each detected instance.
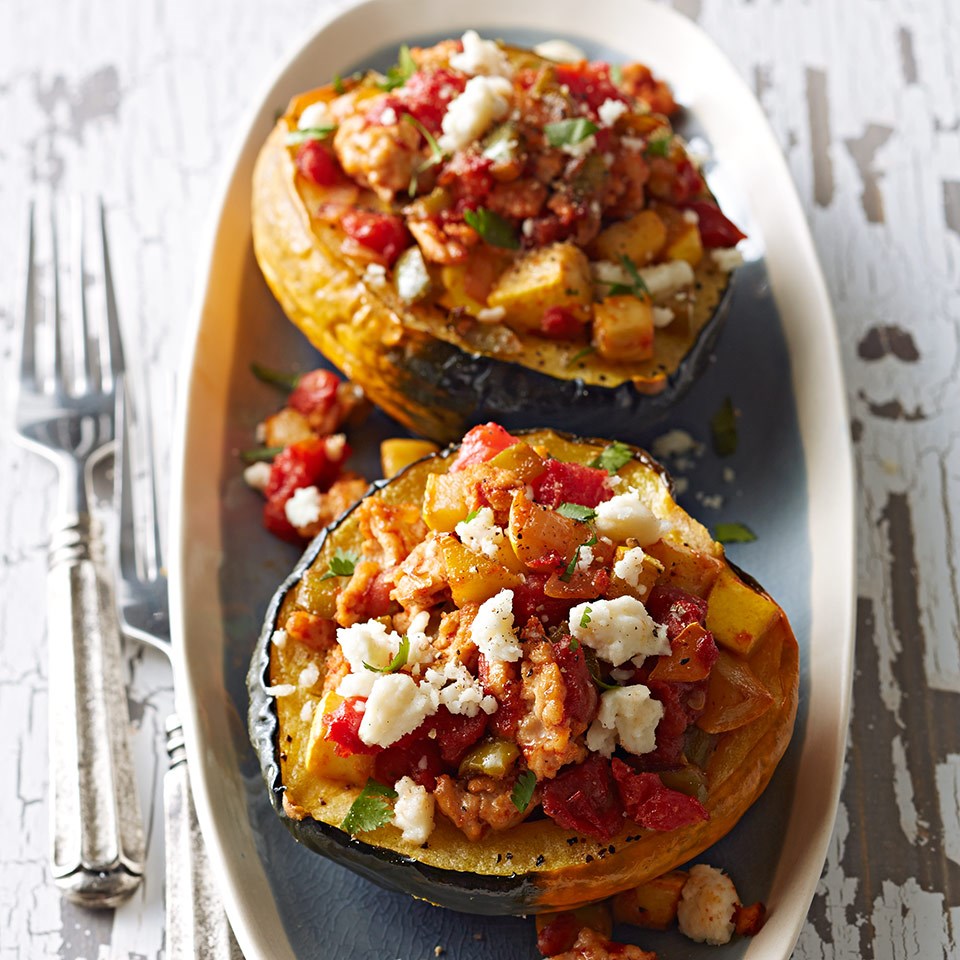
[723,466,736,483]
[696,492,724,510]
[472,932,485,941]
[434,946,445,956]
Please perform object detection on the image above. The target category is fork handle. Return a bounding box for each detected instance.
[47,511,145,906]
[164,717,243,960]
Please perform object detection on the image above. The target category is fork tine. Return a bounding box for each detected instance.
[50,199,67,394]
[99,201,125,385]
[117,377,140,582]
[142,391,164,575]
[20,204,39,389]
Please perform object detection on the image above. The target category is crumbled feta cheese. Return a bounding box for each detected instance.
[586,684,664,756]
[363,262,388,286]
[697,492,724,510]
[590,260,632,286]
[360,673,436,747]
[255,421,267,444]
[297,100,330,129]
[613,546,647,589]
[455,506,505,559]
[243,461,271,493]
[621,135,646,151]
[284,485,322,528]
[560,134,596,158]
[677,865,739,945]
[300,700,316,722]
[379,106,398,126]
[263,683,297,698]
[470,589,521,663]
[450,30,513,78]
[682,208,700,224]
[576,545,594,571]
[568,596,670,665]
[298,662,320,688]
[604,474,624,491]
[711,247,745,272]
[522,218,535,238]
[393,776,435,844]
[652,306,675,328]
[652,429,701,459]
[638,259,695,297]
[325,433,347,459]
[336,670,377,699]
[598,98,629,127]
[271,628,288,649]
[422,661,498,717]
[476,305,506,323]
[533,39,587,63]
[405,610,436,668]
[337,618,404,673]
[595,493,663,545]
[438,75,513,153]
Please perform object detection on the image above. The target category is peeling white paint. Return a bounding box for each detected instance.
[892,735,922,845]
[935,754,960,868]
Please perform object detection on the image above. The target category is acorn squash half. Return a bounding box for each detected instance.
[251,43,740,443]
[247,430,798,915]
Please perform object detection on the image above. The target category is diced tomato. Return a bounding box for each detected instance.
[374,734,443,790]
[647,155,705,204]
[645,585,707,640]
[553,639,598,731]
[555,62,629,114]
[450,422,519,471]
[391,68,467,133]
[536,912,581,957]
[323,697,380,757]
[513,573,576,628]
[340,210,409,266]
[438,150,494,202]
[611,758,708,831]
[430,707,489,766]
[682,200,747,248]
[295,141,342,186]
[478,654,524,739]
[648,623,718,683]
[532,459,613,509]
[288,369,341,419]
[540,306,583,340]
[542,756,625,843]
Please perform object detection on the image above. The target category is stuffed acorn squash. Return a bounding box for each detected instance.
[251,34,746,442]
[248,425,798,915]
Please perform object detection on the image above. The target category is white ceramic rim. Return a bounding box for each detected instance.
[168,2,856,957]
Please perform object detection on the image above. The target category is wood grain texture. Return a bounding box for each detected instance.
[0,0,957,956]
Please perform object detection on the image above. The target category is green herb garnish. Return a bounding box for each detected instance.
[560,534,597,582]
[377,44,416,91]
[579,606,592,628]
[713,522,757,544]
[569,637,580,652]
[320,548,361,580]
[250,362,300,392]
[710,397,738,457]
[403,113,444,169]
[285,124,337,145]
[557,502,597,522]
[332,71,362,95]
[462,508,481,524]
[567,346,596,367]
[340,779,398,835]
[463,207,521,250]
[645,134,672,158]
[607,254,651,299]
[240,446,283,463]
[364,635,410,674]
[609,63,624,86]
[510,770,537,812]
[544,117,599,148]
[589,441,633,474]
[585,649,619,691]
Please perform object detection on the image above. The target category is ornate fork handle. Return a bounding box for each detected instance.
[164,716,242,959]
[47,509,145,905]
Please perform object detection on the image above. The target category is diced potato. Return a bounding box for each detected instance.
[592,295,655,362]
[536,903,614,942]
[607,545,663,601]
[698,650,775,734]
[590,210,667,265]
[380,438,440,478]
[508,489,589,569]
[613,871,689,930]
[422,472,471,531]
[644,538,723,596]
[705,566,782,656]
[487,441,546,483]
[306,691,376,784]
[664,219,703,266]
[438,247,505,315]
[264,407,314,448]
[487,242,593,332]
[439,537,523,605]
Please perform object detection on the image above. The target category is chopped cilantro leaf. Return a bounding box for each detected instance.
[645,135,672,158]
[585,650,618,691]
[579,606,592,628]
[544,117,599,148]
[710,397,738,457]
[463,207,520,250]
[510,770,537,812]
[340,779,398,835]
[333,74,346,95]
[619,254,650,294]
[713,522,757,544]
[560,546,582,583]
[589,441,633,474]
[557,502,597,522]
[285,124,337,145]
[377,44,416,91]
[569,636,580,652]
[609,63,624,86]
[240,446,283,463]
[320,548,361,580]
[403,113,445,170]
[250,362,300,391]
[363,635,410,674]
[567,345,596,367]
[463,508,481,524]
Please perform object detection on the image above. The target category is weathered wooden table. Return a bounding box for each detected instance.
[2,1,957,956]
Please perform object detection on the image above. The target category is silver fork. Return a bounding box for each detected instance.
[14,197,145,906]
[116,380,243,960]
